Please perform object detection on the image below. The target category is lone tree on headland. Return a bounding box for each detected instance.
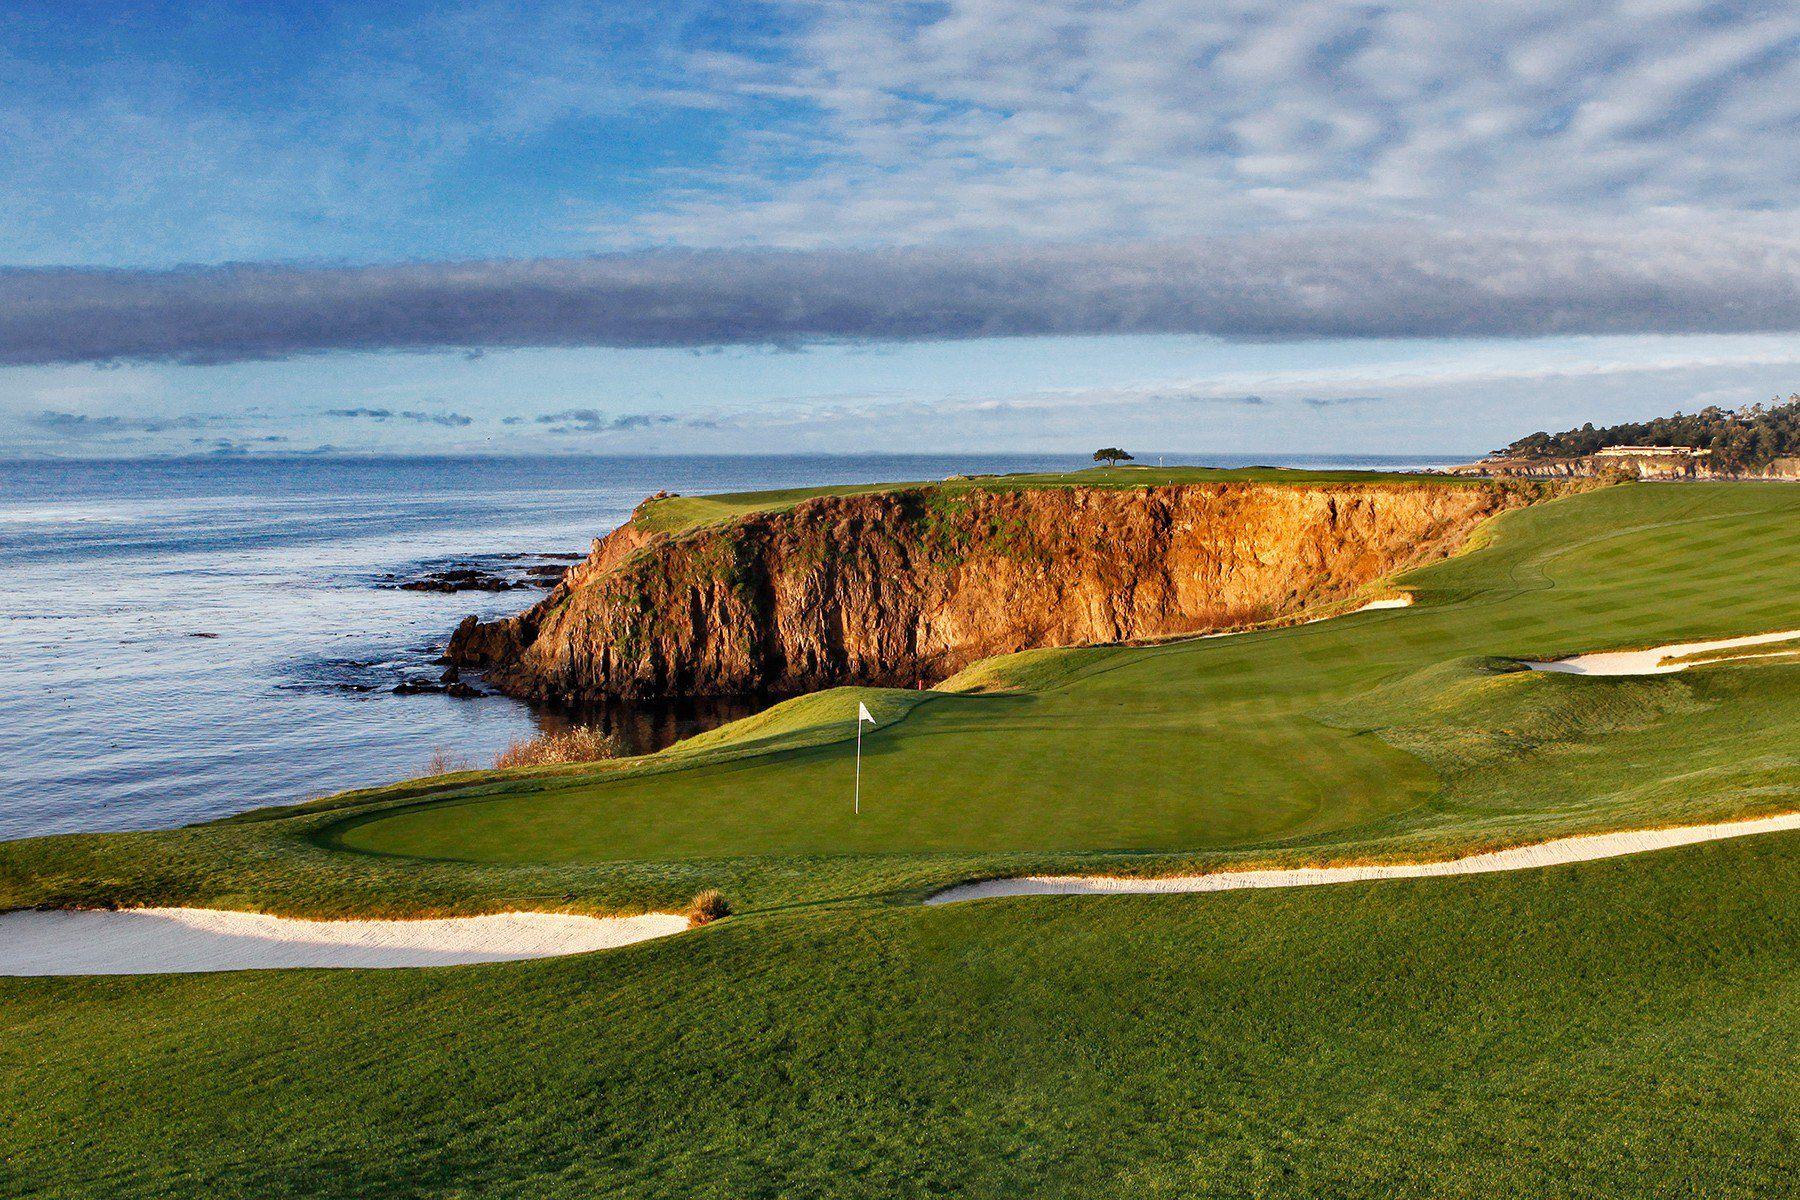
[1093,447,1134,467]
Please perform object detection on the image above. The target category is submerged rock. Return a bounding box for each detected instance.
[383,554,577,594]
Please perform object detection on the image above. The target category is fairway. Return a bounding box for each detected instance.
[332,482,1800,871]
[3,835,1794,1198]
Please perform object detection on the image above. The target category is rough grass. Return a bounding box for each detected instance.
[492,726,619,770]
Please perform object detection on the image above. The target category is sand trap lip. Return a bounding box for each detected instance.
[1526,629,1800,675]
[0,907,688,976]
[926,812,1800,904]
[1175,594,1412,645]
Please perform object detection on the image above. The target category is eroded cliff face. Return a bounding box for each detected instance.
[449,482,1531,701]
[1457,454,1800,480]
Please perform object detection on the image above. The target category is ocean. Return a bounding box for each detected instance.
[0,452,1457,840]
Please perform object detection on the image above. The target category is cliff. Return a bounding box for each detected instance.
[448,481,1534,702]
[1453,453,1800,481]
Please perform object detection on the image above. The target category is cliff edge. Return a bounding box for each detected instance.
[448,480,1536,702]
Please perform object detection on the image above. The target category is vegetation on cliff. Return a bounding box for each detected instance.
[1500,394,1800,469]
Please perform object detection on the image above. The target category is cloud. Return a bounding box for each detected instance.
[1300,395,1385,408]
[326,406,472,426]
[29,410,209,435]
[602,1,1800,249]
[5,2,1799,271]
[9,225,1800,367]
[536,409,684,434]
[400,409,473,427]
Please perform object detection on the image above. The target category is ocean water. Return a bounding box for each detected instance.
[0,452,1455,840]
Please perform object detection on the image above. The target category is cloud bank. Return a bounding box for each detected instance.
[8,226,1800,367]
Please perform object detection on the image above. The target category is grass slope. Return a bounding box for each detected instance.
[333,481,1800,878]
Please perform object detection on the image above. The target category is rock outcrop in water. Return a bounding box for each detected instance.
[448,481,1537,701]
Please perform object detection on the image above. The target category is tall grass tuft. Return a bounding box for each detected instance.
[686,889,732,927]
[425,749,473,776]
[493,726,619,770]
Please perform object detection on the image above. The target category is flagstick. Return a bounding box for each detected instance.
[854,718,862,815]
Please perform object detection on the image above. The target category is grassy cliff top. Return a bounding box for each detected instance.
[631,463,1484,534]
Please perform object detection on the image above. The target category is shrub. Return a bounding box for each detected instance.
[493,726,619,770]
[424,748,472,776]
[686,889,732,927]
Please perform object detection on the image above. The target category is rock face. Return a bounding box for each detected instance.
[1455,453,1800,481]
[448,482,1529,701]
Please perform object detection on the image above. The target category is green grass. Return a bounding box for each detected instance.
[4,477,1800,1197]
[7,482,1800,919]
[633,463,1491,534]
[327,482,1800,878]
[2,836,1793,1198]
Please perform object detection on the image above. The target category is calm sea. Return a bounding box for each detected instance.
[0,452,1456,839]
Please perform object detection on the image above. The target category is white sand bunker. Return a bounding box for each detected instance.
[1527,629,1800,675]
[0,907,688,976]
[1188,594,1412,644]
[1345,595,1414,614]
[927,812,1800,904]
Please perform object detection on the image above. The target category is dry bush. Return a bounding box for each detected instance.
[493,726,619,770]
[424,748,473,776]
[686,889,732,927]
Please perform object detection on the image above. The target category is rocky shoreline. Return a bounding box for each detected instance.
[377,552,582,595]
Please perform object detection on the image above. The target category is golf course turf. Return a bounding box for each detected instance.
[2,475,1797,1197]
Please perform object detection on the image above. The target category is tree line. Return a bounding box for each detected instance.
[1500,396,1800,471]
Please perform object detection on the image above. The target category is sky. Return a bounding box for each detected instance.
[4,0,1800,459]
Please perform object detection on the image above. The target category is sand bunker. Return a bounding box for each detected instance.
[927,812,1800,904]
[1346,595,1414,613]
[1527,629,1800,675]
[1187,594,1412,644]
[0,907,688,976]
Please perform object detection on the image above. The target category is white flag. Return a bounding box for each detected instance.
[857,701,875,724]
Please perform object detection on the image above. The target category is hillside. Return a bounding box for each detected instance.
[448,469,1533,701]
[1499,395,1800,472]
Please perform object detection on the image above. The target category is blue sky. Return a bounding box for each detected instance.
[4,1,1800,458]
